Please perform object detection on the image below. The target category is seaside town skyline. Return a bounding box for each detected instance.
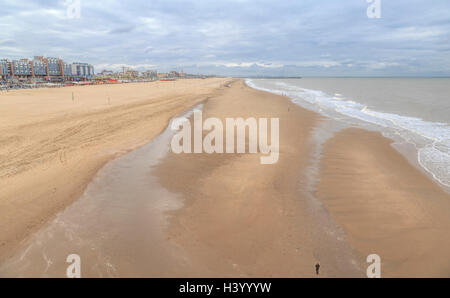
[0,56,95,81]
[0,54,208,85]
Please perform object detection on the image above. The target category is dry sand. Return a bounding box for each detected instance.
[0,78,231,261]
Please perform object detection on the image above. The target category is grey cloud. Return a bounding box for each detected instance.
[0,0,449,76]
[109,25,136,34]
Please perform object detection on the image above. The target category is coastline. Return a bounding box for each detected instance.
[1,78,448,277]
[245,78,450,192]
[156,80,450,277]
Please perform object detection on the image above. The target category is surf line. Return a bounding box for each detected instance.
[170,109,280,165]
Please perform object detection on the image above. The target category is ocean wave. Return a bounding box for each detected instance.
[246,79,450,187]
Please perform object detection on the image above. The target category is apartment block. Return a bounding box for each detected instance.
[0,59,10,78]
[0,56,94,80]
[12,59,32,77]
[72,62,94,78]
[47,57,62,76]
[32,57,47,76]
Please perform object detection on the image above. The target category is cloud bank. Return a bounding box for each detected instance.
[1,0,449,76]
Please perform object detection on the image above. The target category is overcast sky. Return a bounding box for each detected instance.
[1,0,449,76]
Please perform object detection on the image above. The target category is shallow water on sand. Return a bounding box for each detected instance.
[0,107,202,278]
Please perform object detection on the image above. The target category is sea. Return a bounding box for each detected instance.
[246,78,450,190]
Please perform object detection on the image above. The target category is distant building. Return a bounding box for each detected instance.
[98,70,115,78]
[1,55,93,81]
[32,56,47,77]
[63,63,72,77]
[126,70,139,78]
[169,71,180,78]
[72,62,94,78]
[75,63,87,77]
[47,57,62,76]
[142,70,157,79]
[12,59,32,77]
[0,59,10,79]
[71,64,78,77]
[88,65,94,77]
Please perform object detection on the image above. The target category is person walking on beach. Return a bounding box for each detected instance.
[315,262,320,276]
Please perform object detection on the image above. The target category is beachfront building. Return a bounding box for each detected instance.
[157,73,169,79]
[169,71,180,78]
[75,63,85,77]
[142,70,158,80]
[1,55,95,81]
[47,57,62,77]
[72,62,95,79]
[97,70,115,78]
[32,57,48,77]
[63,63,72,78]
[121,69,139,79]
[71,64,78,78]
[88,65,95,77]
[12,59,32,77]
[0,59,11,79]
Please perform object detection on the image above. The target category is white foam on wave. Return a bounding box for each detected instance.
[246,79,450,188]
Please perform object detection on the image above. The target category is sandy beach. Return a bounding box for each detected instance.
[1,79,449,277]
[0,78,231,261]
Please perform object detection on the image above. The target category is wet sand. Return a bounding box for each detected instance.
[316,129,450,277]
[156,81,363,277]
[0,111,197,277]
